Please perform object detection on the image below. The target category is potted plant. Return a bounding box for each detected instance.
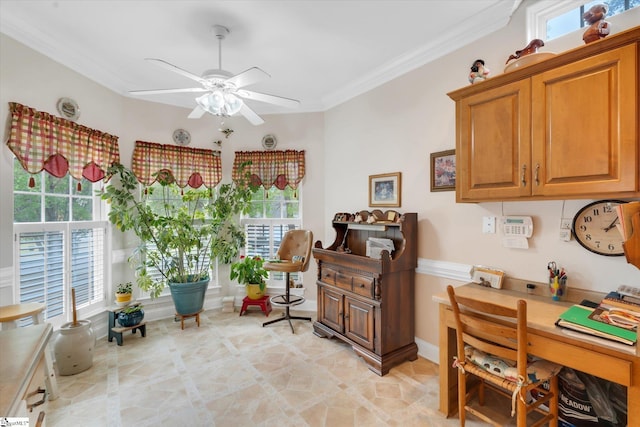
[99,163,255,316]
[117,304,144,327]
[230,255,269,300]
[115,282,133,306]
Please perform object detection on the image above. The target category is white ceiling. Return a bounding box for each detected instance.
[0,0,521,117]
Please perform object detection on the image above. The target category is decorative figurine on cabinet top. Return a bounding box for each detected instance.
[582,3,610,44]
[505,39,545,64]
[468,59,490,84]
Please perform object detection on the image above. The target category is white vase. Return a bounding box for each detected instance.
[53,319,96,375]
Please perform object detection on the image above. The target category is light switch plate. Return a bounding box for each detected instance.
[482,216,496,234]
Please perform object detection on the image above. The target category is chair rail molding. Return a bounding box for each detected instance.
[416,258,473,282]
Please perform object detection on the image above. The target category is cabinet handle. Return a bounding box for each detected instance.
[359,283,365,288]
[27,387,46,411]
[534,163,540,186]
[521,164,527,187]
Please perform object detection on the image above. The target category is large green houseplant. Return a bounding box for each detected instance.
[99,163,255,313]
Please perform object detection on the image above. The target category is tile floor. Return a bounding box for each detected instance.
[46,308,507,427]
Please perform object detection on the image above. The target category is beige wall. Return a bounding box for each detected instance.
[1,1,639,358]
[324,5,640,349]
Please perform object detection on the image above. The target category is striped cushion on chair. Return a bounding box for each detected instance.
[465,345,562,384]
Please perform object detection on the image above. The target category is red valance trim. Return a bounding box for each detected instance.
[7,102,120,182]
[132,140,222,189]
[232,150,306,190]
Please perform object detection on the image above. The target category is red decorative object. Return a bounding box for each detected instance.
[505,39,545,64]
[239,295,272,317]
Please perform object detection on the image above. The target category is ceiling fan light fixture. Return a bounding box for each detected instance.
[223,94,243,115]
[196,90,244,117]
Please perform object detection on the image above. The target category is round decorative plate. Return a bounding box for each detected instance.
[56,97,80,121]
[262,134,277,150]
[172,128,191,146]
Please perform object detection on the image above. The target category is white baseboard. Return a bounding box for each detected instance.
[415,336,439,364]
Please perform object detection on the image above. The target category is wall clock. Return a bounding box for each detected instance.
[572,199,625,256]
[172,129,191,146]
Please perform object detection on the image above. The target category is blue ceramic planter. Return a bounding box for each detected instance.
[168,276,209,315]
[117,309,144,327]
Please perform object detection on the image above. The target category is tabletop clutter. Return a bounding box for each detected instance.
[547,261,567,301]
[556,284,639,347]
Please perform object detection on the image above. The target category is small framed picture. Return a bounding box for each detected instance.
[430,149,456,192]
[369,172,401,207]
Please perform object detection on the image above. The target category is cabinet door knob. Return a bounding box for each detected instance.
[521,164,527,186]
[534,163,540,186]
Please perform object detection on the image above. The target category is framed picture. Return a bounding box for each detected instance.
[369,172,401,207]
[430,149,456,192]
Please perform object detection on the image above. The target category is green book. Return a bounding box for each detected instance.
[556,305,637,346]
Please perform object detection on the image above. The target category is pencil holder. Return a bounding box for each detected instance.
[549,276,567,301]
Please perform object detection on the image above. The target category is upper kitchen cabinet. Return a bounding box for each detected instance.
[448,27,639,202]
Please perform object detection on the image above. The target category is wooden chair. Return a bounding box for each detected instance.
[262,229,313,333]
[446,285,561,427]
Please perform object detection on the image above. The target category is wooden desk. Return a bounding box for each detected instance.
[0,324,51,421]
[0,303,59,400]
[434,284,638,424]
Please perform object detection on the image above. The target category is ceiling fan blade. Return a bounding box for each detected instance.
[129,87,208,96]
[145,58,206,84]
[225,67,270,89]
[236,89,300,109]
[188,105,206,119]
[239,103,264,125]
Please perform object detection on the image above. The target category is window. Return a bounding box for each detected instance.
[13,158,108,327]
[527,0,639,41]
[241,186,301,284]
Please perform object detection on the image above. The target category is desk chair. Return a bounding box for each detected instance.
[262,229,313,333]
[446,285,561,427]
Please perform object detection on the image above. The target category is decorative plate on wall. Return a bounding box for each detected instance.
[56,97,80,121]
[172,128,191,146]
[262,134,277,150]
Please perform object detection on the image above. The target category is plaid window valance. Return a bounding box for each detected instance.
[132,140,222,188]
[232,150,306,190]
[7,102,120,183]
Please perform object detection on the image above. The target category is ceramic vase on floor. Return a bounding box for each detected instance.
[53,319,96,376]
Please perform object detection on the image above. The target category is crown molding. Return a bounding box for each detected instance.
[321,1,519,110]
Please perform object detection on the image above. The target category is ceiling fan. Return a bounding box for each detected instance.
[128,25,299,125]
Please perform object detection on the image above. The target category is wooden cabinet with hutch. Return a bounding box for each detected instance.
[448,26,640,202]
[312,210,418,376]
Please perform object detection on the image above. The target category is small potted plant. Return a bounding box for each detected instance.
[230,255,269,300]
[115,282,133,307]
[117,304,144,327]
